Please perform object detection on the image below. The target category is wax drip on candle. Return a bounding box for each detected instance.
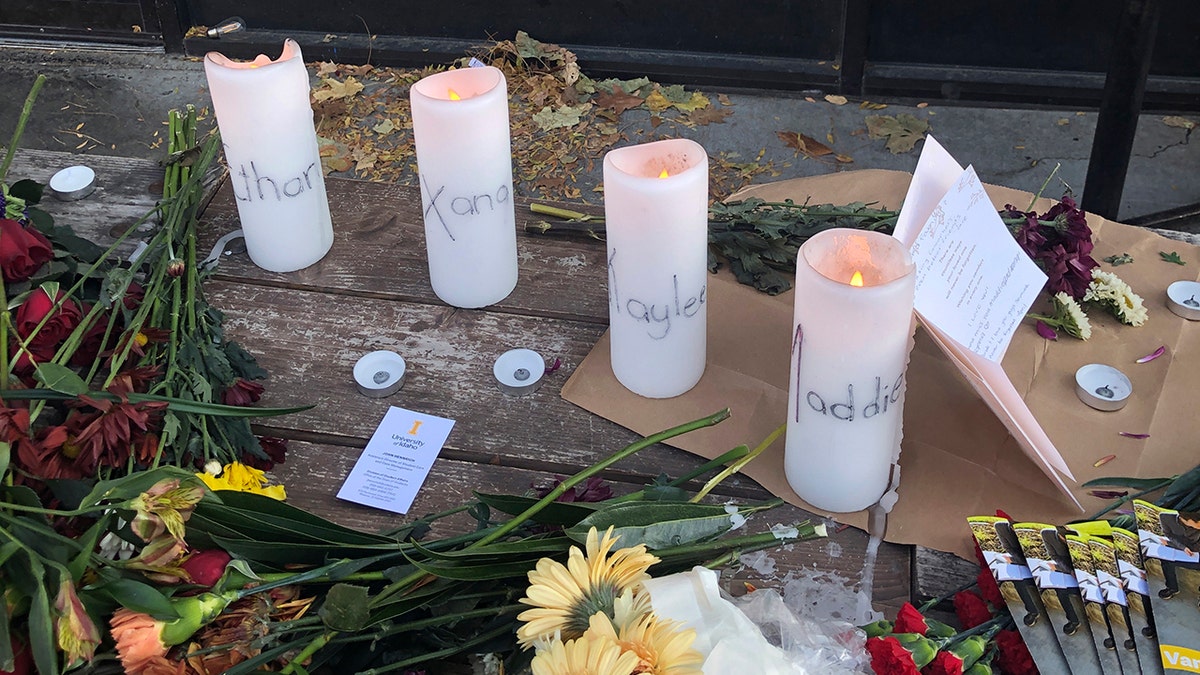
[849,270,864,287]
[448,89,462,101]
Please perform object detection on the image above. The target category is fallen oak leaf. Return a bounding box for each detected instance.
[593,84,644,116]
[685,106,734,126]
[644,90,671,113]
[865,113,929,153]
[672,91,710,113]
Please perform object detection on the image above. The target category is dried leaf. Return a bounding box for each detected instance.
[1118,432,1150,439]
[1102,253,1133,266]
[824,94,848,105]
[916,102,929,109]
[717,93,733,106]
[316,62,338,76]
[865,114,929,154]
[317,136,352,173]
[593,85,644,116]
[1136,346,1166,364]
[776,131,837,159]
[644,90,671,113]
[859,101,888,110]
[312,77,364,103]
[1056,118,1071,126]
[1093,454,1117,468]
[659,84,692,104]
[673,92,710,113]
[371,119,396,134]
[1163,115,1196,130]
[685,106,733,126]
[531,103,592,132]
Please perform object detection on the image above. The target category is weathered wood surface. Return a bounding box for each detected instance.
[35,148,1200,616]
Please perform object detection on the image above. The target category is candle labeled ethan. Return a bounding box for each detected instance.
[204,40,334,273]
[785,229,916,513]
[410,66,518,308]
[603,138,708,399]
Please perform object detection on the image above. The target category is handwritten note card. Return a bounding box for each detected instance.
[909,167,1047,362]
[337,406,455,514]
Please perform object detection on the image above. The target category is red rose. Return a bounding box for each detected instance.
[181,549,232,588]
[922,651,965,675]
[953,590,993,629]
[994,630,1039,675]
[0,218,52,283]
[16,288,82,350]
[866,636,923,675]
[895,602,930,636]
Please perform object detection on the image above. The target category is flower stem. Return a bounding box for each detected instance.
[0,74,46,184]
[355,622,515,675]
[692,423,785,503]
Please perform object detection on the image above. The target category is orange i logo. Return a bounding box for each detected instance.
[408,420,423,435]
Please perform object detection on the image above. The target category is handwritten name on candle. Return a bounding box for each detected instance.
[802,374,905,422]
[420,176,511,242]
[607,249,706,339]
[230,160,321,203]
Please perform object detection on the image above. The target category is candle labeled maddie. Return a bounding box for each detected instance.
[204,40,334,273]
[410,66,518,308]
[785,229,916,513]
[603,138,708,398]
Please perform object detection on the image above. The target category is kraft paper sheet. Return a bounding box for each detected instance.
[561,169,1200,559]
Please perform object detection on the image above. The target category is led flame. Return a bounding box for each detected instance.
[850,270,864,287]
[448,89,462,101]
[658,169,670,179]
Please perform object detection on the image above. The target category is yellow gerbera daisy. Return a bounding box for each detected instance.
[587,610,704,675]
[531,633,640,675]
[517,527,660,648]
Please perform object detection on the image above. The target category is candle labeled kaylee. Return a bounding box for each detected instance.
[204,40,334,273]
[785,229,916,513]
[410,66,518,308]
[603,138,708,399]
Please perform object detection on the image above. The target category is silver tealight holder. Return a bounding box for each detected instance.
[353,350,407,398]
[1074,363,1131,412]
[493,348,545,396]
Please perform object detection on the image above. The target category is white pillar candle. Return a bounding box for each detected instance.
[409,66,518,308]
[603,138,708,399]
[204,40,334,273]
[785,229,916,513]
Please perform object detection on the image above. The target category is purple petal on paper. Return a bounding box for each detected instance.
[1136,345,1166,363]
[1089,490,1129,500]
[1036,320,1058,341]
[545,357,563,375]
[1119,431,1151,439]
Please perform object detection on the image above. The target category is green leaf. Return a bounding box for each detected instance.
[33,363,87,395]
[474,492,601,526]
[0,388,313,418]
[195,491,396,545]
[1082,476,1173,490]
[0,595,12,672]
[402,549,542,581]
[1160,251,1186,265]
[409,536,567,562]
[26,556,58,675]
[225,341,268,380]
[95,578,179,620]
[566,502,742,549]
[43,478,95,510]
[25,207,52,230]
[74,466,195,511]
[319,583,370,631]
[8,179,43,205]
[0,440,8,479]
[68,515,111,580]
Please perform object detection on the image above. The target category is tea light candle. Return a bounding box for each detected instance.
[410,66,518,308]
[1166,280,1200,321]
[204,40,334,273]
[49,165,97,200]
[1074,363,1131,411]
[603,138,708,399]
[784,228,916,513]
[353,350,407,398]
[493,348,545,396]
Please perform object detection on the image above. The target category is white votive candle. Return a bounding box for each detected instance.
[204,40,334,273]
[603,138,708,398]
[410,66,518,308]
[785,229,916,513]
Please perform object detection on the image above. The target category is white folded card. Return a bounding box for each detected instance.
[894,136,1079,508]
[337,406,456,514]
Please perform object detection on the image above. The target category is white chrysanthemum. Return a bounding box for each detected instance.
[1115,287,1148,326]
[1052,292,1092,340]
[1083,269,1147,327]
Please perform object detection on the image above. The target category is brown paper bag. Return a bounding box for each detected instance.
[561,169,1200,559]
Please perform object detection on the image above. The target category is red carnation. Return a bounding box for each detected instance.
[953,590,993,629]
[867,636,922,675]
[921,651,964,675]
[994,629,1039,675]
[0,218,53,282]
[895,602,931,636]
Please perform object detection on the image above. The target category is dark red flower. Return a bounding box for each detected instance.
[532,475,614,503]
[994,629,1039,675]
[921,651,964,675]
[953,590,993,629]
[69,311,115,368]
[894,602,930,636]
[182,549,232,588]
[15,288,82,355]
[223,378,265,406]
[0,632,34,675]
[122,282,145,311]
[66,394,166,473]
[241,436,287,470]
[0,218,53,283]
[976,564,1004,608]
[866,636,922,675]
